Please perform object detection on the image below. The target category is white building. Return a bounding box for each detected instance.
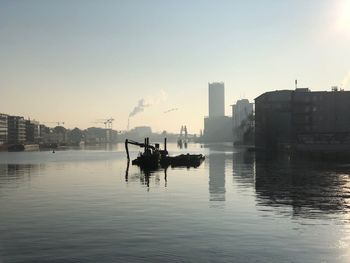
[0,114,8,145]
[231,99,254,142]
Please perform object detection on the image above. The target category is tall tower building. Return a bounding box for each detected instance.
[208,82,225,117]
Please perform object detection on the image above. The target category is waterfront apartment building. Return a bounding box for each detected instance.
[7,116,26,144]
[0,114,8,145]
[208,82,225,118]
[255,88,350,151]
[25,120,40,144]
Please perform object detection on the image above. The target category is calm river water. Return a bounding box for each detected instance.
[0,143,350,262]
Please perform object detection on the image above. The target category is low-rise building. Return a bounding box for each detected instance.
[203,116,233,142]
[255,88,350,151]
[85,127,110,144]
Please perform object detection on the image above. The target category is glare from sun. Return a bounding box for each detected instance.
[337,0,350,32]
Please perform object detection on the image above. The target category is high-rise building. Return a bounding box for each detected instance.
[204,82,232,142]
[208,82,225,117]
[0,114,8,145]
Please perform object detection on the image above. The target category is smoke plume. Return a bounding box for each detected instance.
[128,90,168,118]
[164,108,178,113]
[129,99,151,117]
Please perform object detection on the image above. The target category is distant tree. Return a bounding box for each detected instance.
[69,128,83,144]
[234,113,255,145]
[53,126,66,134]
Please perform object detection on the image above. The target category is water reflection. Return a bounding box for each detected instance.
[0,163,44,193]
[255,153,350,219]
[124,161,168,188]
[232,151,255,188]
[208,149,226,202]
[1,147,350,262]
[177,140,188,149]
[0,163,43,179]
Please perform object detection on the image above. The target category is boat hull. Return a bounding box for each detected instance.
[161,154,205,168]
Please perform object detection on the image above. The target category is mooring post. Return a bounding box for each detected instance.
[125,139,130,160]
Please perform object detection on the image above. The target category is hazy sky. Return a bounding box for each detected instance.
[1,0,350,133]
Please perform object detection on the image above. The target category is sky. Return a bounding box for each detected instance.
[1,0,350,133]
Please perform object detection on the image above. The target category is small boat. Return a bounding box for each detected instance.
[132,150,161,168]
[126,138,166,169]
[125,138,205,169]
[161,154,205,168]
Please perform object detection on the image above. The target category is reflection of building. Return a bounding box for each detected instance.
[0,163,42,180]
[232,151,255,187]
[254,154,350,218]
[231,99,254,142]
[204,82,232,142]
[255,88,350,151]
[209,152,226,202]
[0,114,8,145]
[7,116,26,144]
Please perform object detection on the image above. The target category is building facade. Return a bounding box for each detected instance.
[0,114,8,145]
[25,120,40,144]
[255,88,350,151]
[231,99,254,142]
[204,116,233,142]
[208,82,225,118]
[7,116,26,144]
[204,82,232,142]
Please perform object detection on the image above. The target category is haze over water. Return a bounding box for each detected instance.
[2,0,350,132]
[1,143,350,262]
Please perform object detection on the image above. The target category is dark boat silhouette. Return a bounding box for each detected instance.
[125,138,205,169]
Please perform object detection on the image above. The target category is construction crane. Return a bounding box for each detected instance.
[94,118,115,129]
[43,121,65,127]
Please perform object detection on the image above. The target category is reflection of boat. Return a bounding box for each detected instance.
[125,138,205,169]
